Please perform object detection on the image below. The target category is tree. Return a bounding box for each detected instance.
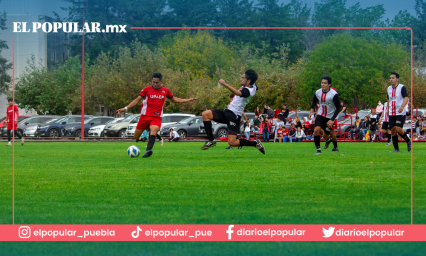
[167,0,218,26]
[297,34,410,109]
[413,0,426,64]
[15,56,83,115]
[0,0,12,94]
[159,30,235,78]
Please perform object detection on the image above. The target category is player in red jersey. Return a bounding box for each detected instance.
[5,98,24,146]
[117,73,197,158]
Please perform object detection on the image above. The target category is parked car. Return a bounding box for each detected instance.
[88,118,124,137]
[15,115,62,137]
[160,116,203,138]
[36,115,93,137]
[0,115,29,137]
[198,112,256,138]
[20,115,62,137]
[103,114,140,137]
[126,113,195,137]
[63,116,115,137]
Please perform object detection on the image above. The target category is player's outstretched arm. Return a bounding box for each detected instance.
[219,79,242,96]
[117,96,143,113]
[169,97,197,104]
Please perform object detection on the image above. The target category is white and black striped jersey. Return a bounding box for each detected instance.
[311,87,342,120]
[370,114,378,125]
[383,102,389,122]
[387,84,408,116]
[227,84,257,117]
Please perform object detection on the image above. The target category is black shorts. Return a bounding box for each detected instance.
[370,123,377,132]
[382,122,389,130]
[212,109,240,135]
[389,115,405,129]
[314,115,331,130]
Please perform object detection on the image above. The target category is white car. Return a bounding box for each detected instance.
[88,118,123,137]
[126,113,195,137]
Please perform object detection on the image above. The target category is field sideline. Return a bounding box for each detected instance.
[0,142,424,225]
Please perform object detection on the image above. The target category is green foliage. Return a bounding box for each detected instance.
[298,34,410,109]
[0,0,12,94]
[15,56,83,115]
[160,30,235,78]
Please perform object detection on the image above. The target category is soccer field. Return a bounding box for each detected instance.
[0,141,424,225]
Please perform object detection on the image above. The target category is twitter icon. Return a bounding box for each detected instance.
[323,227,335,238]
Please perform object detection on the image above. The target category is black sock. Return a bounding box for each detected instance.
[203,121,214,141]
[333,140,338,148]
[387,133,391,142]
[401,133,410,142]
[392,136,399,150]
[146,135,156,151]
[239,139,257,147]
[314,135,321,150]
[7,130,11,142]
[156,134,162,140]
[17,132,22,139]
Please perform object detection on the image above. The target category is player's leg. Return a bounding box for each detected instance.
[394,117,411,151]
[7,129,11,146]
[389,116,400,152]
[14,129,24,145]
[313,126,322,155]
[227,111,264,154]
[201,109,226,149]
[134,129,144,142]
[143,125,160,158]
[330,130,339,151]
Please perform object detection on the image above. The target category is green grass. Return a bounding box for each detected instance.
[0,141,424,225]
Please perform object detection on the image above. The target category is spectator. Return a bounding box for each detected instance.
[263,105,268,115]
[260,117,272,142]
[267,105,275,119]
[254,106,262,117]
[278,103,289,122]
[294,116,302,129]
[407,116,420,139]
[339,100,347,116]
[169,128,180,142]
[361,116,370,139]
[302,117,311,135]
[276,124,284,142]
[274,117,285,142]
[295,127,305,142]
[350,116,362,140]
[376,101,383,117]
[288,124,296,142]
[283,126,291,142]
[421,117,426,135]
[244,119,251,140]
[252,115,260,135]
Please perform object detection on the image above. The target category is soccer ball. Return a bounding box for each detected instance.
[127,145,140,158]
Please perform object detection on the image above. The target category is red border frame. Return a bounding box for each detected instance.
[12,26,414,226]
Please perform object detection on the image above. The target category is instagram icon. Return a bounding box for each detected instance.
[19,226,31,238]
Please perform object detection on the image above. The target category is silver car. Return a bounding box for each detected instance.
[20,115,62,137]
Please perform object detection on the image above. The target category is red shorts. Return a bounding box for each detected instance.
[136,116,162,130]
[7,122,17,130]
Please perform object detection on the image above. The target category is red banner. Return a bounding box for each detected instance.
[0,225,424,241]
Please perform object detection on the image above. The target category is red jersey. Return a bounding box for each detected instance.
[277,128,284,136]
[282,129,289,137]
[6,105,19,122]
[139,86,174,117]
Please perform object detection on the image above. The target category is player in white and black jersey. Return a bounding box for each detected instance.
[369,108,379,142]
[387,72,411,152]
[201,69,265,154]
[309,76,342,155]
[379,101,392,146]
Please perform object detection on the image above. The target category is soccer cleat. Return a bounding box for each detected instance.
[315,150,322,155]
[385,142,391,146]
[226,146,233,149]
[255,139,265,154]
[161,138,164,146]
[21,138,24,146]
[238,145,243,149]
[332,147,339,151]
[390,149,400,153]
[407,139,412,152]
[324,138,332,149]
[142,150,153,158]
[7,142,11,146]
[201,141,216,150]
